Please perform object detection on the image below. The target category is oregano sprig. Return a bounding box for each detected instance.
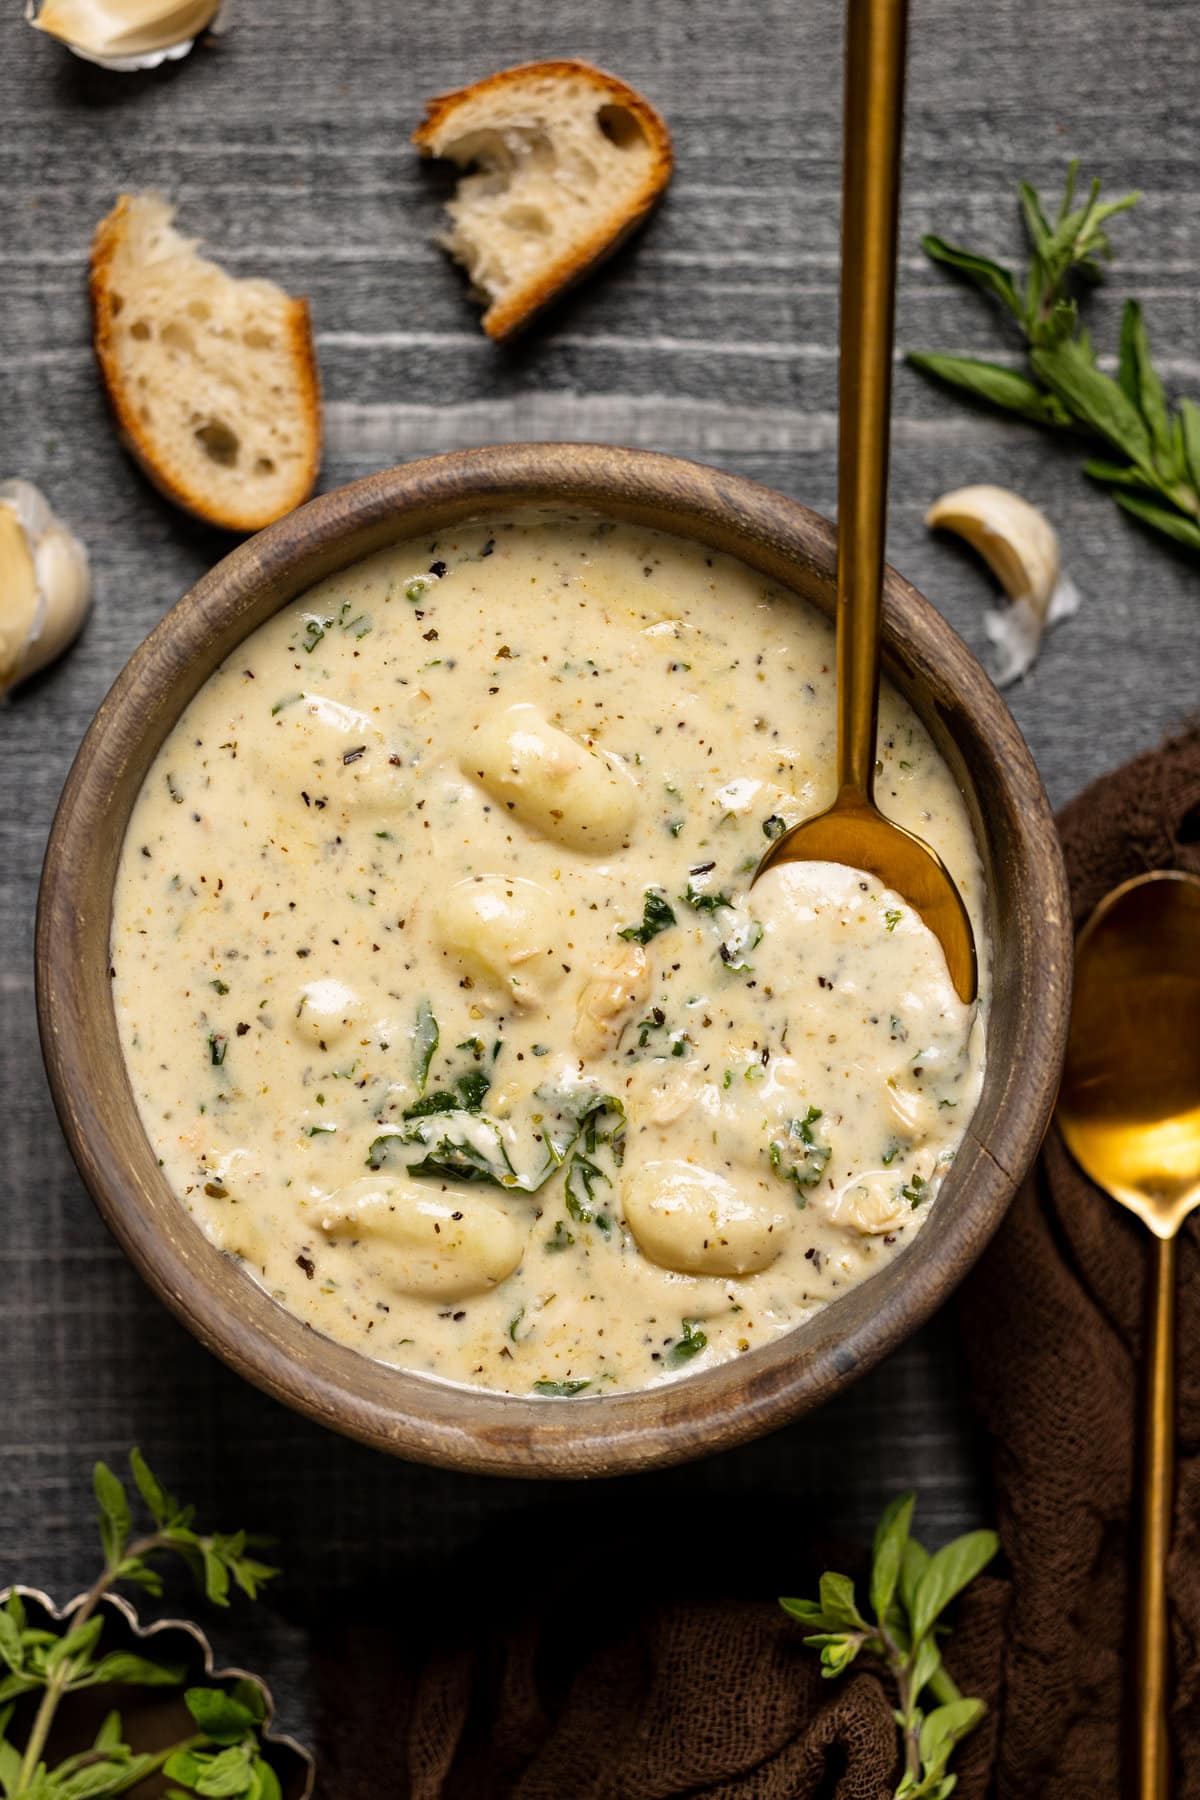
[780,1493,998,1799]
[0,1450,283,1799]
[908,161,1200,555]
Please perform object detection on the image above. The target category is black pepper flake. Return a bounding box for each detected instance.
[422,628,439,641]
[296,947,311,958]
[343,746,366,765]
[429,560,447,577]
[480,540,495,558]
[389,754,402,767]
[236,1022,250,1036]
[296,1254,315,1279]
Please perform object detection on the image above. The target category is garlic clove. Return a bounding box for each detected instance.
[925,483,1080,687]
[26,0,226,71]
[0,481,91,697]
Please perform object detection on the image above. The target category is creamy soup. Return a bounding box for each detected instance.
[111,518,987,1396]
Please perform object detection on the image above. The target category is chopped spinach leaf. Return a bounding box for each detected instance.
[617,888,677,944]
[668,1318,708,1367]
[411,999,439,1093]
[533,1379,590,1397]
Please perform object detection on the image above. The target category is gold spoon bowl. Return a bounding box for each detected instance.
[1058,868,1200,1799]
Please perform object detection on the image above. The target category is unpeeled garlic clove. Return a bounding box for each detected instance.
[26,0,225,71]
[0,481,91,697]
[925,483,1079,687]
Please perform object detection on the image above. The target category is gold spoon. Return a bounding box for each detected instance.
[1057,868,1200,1800]
[753,0,977,1005]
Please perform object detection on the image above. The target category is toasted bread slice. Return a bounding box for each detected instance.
[413,60,673,341]
[90,193,321,532]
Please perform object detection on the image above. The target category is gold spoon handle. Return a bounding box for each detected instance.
[836,0,908,804]
[1138,1230,1176,1799]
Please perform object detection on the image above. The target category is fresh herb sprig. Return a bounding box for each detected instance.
[909,162,1200,554]
[780,1493,998,1799]
[1,1450,282,1799]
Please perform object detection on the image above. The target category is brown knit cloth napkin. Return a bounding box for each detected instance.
[315,721,1200,1800]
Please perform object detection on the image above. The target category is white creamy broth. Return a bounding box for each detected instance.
[111,517,988,1397]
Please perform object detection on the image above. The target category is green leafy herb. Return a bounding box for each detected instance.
[910,162,1200,555]
[300,615,331,654]
[902,1175,928,1208]
[0,1451,282,1798]
[411,1000,438,1094]
[207,1032,227,1068]
[544,1220,575,1253]
[210,980,229,996]
[769,1106,831,1202]
[762,815,786,840]
[680,880,733,912]
[885,909,902,932]
[667,1319,708,1367]
[780,1492,997,1798]
[532,1379,590,1397]
[617,888,677,944]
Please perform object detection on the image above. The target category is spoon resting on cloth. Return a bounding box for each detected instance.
[753,0,977,1005]
[1057,868,1200,1800]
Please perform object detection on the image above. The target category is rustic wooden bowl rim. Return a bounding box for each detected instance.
[36,444,1071,1477]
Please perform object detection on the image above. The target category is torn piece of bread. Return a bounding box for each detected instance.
[413,60,673,341]
[90,193,321,532]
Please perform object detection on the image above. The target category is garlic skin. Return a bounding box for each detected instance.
[926,483,1080,687]
[0,482,91,697]
[26,0,225,72]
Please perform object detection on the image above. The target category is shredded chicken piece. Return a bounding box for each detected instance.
[573,943,651,1058]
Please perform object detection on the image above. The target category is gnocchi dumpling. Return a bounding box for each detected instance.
[621,1159,792,1276]
[435,873,565,1009]
[309,1175,523,1299]
[256,693,409,816]
[461,702,638,853]
[292,977,364,1047]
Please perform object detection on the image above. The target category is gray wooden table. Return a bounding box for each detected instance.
[2,0,1197,1761]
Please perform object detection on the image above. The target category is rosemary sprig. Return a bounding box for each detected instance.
[909,161,1200,555]
[780,1493,998,1799]
[1,1450,282,1799]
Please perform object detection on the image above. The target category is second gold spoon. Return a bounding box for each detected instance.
[1057,868,1200,1799]
[754,0,977,1005]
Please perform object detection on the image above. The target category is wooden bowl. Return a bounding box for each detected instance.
[36,445,1071,1477]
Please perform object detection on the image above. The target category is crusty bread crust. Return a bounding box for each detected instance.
[413,59,674,341]
[90,195,322,533]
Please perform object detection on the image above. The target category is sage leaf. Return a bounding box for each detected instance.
[919,1696,986,1774]
[93,1463,131,1570]
[1082,458,1155,492]
[919,235,1022,319]
[1030,336,1154,469]
[869,1491,914,1623]
[906,352,1069,425]
[817,1571,864,1632]
[911,1530,999,1642]
[84,1651,186,1687]
[1113,490,1200,552]
[1119,300,1175,473]
[899,1537,930,1618]
[0,1614,21,1677]
[1178,397,1200,493]
[186,1686,263,1745]
[910,1631,943,1703]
